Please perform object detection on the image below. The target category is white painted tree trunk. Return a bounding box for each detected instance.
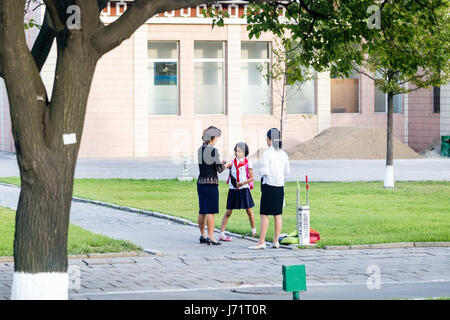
[384,165,394,188]
[11,272,68,300]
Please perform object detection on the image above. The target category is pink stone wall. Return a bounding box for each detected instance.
[331,74,406,143]
[408,88,440,152]
[78,37,135,158]
[0,80,14,152]
[0,5,42,154]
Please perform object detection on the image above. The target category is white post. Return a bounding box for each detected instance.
[178,153,193,181]
[298,207,310,245]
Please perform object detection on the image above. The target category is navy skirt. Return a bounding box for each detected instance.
[197,184,219,214]
[226,188,255,210]
[260,183,284,215]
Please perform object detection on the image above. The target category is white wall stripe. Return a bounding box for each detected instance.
[316,71,331,134]
[404,83,408,144]
[0,78,4,151]
[134,25,149,157]
[226,24,243,159]
[440,83,450,137]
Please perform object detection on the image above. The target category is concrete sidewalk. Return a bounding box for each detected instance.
[1,151,449,181]
[0,184,449,300]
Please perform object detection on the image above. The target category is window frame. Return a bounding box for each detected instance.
[330,70,361,114]
[147,41,180,116]
[373,90,404,114]
[193,41,226,115]
[433,86,440,113]
[240,41,272,115]
[286,69,317,115]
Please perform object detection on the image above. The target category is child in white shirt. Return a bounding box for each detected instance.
[219,142,256,242]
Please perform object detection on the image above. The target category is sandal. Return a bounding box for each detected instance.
[219,235,232,242]
[206,238,222,245]
[248,243,266,250]
[199,236,207,244]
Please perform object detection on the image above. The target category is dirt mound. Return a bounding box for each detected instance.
[285,126,421,160]
[420,138,446,158]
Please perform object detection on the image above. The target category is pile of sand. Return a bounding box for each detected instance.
[420,138,445,158]
[283,126,422,160]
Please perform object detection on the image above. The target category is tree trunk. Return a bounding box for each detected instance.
[384,91,394,188]
[11,163,74,299]
[0,0,99,297]
[9,56,97,298]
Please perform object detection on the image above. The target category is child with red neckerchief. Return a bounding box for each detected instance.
[219,142,256,242]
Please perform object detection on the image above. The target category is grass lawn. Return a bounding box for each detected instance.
[0,206,141,257]
[1,178,449,247]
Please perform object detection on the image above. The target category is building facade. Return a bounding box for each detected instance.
[0,1,449,161]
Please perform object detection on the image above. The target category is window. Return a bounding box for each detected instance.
[374,90,403,113]
[374,89,402,113]
[241,42,271,114]
[433,86,440,113]
[148,42,179,115]
[331,69,359,113]
[194,41,225,114]
[286,69,315,114]
[373,71,402,113]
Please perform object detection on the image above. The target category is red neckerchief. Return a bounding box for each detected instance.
[234,157,248,183]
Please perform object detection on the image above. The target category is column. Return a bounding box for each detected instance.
[0,79,5,151]
[441,83,450,136]
[316,71,331,134]
[134,25,149,157]
[226,25,242,159]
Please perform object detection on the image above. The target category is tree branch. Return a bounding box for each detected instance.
[298,0,329,19]
[28,0,111,74]
[92,0,219,56]
[0,0,50,151]
[42,0,66,32]
[30,8,56,73]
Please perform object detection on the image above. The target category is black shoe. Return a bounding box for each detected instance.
[206,238,221,245]
[199,236,207,244]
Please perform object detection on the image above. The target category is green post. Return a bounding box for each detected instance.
[282,265,306,300]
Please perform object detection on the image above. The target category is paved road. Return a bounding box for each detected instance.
[0,184,449,300]
[1,151,449,182]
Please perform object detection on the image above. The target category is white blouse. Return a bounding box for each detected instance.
[260,145,290,187]
[228,157,253,190]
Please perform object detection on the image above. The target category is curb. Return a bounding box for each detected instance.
[72,196,199,228]
[323,242,450,250]
[72,196,301,250]
[1,182,449,251]
[0,251,156,263]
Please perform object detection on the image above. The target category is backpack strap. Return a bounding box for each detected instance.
[244,159,254,190]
